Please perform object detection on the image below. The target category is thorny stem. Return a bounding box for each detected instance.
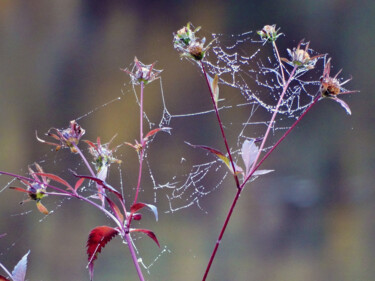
[200,61,241,189]
[202,65,299,281]
[133,81,145,206]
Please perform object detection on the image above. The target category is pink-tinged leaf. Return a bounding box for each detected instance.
[12,250,30,281]
[144,127,172,142]
[130,229,160,248]
[252,169,274,176]
[0,275,7,281]
[96,166,108,182]
[132,213,142,220]
[83,140,98,151]
[241,139,259,176]
[9,187,29,194]
[72,173,123,201]
[187,142,243,175]
[105,197,124,223]
[0,233,6,239]
[34,172,73,191]
[332,97,352,115]
[130,202,158,221]
[74,178,85,191]
[211,74,220,106]
[36,201,49,215]
[87,226,119,281]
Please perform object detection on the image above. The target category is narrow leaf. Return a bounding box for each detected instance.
[186,142,243,175]
[83,140,98,151]
[144,127,172,141]
[241,139,259,176]
[34,172,73,191]
[87,226,119,281]
[212,74,220,106]
[36,201,49,215]
[130,202,158,221]
[0,233,6,239]
[11,250,30,281]
[74,178,85,191]
[105,197,124,223]
[253,169,274,176]
[9,187,29,194]
[332,97,352,115]
[130,229,160,247]
[72,173,123,201]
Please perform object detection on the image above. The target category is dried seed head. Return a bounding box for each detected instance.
[173,22,214,61]
[281,41,323,70]
[257,24,281,42]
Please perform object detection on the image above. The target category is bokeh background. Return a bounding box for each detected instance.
[0,1,373,280]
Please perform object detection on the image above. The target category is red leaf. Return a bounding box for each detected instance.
[130,202,158,221]
[36,201,49,215]
[186,142,243,175]
[83,140,98,151]
[72,173,123,201]
[144,127,172,141]
[105,197,124,223]
[9,187,29,194]
[74,178,85,191]
[0,275,7,281]
[130,228,160,248]
[87,226,119,281]
[34,172,73,191]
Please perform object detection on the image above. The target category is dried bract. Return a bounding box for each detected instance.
[173,22,215,61]
[257,24,282,43]
[36,120,85,153]
[122,57,162,85]
[85,137,122,173]
[281,41,323,69]
[320,58,359,115]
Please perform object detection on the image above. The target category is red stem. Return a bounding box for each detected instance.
[201,64,316,280]
[200,61,241,189]
[133,81,145,205]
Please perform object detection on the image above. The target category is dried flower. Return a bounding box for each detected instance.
[122,57,162,85]
[84,136,122,173]
[320,58,359,115]
[9,163,49,214]
[257,24,282,42]
[281,40,323,69]
[36,120,85,153]
[173,22,215,61]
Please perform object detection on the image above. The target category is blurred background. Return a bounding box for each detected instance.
[0,0,373,280]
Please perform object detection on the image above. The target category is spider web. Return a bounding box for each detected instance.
[0,28,326,279]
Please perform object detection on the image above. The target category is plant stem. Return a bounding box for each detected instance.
[134,81,145,205]
[202,65,298,281]
[73,143,96,177]
[273,41,286,85]
[241,94,321,187]
[244,66,297,186]
[124,232,145,281]
[200,61,241,189]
